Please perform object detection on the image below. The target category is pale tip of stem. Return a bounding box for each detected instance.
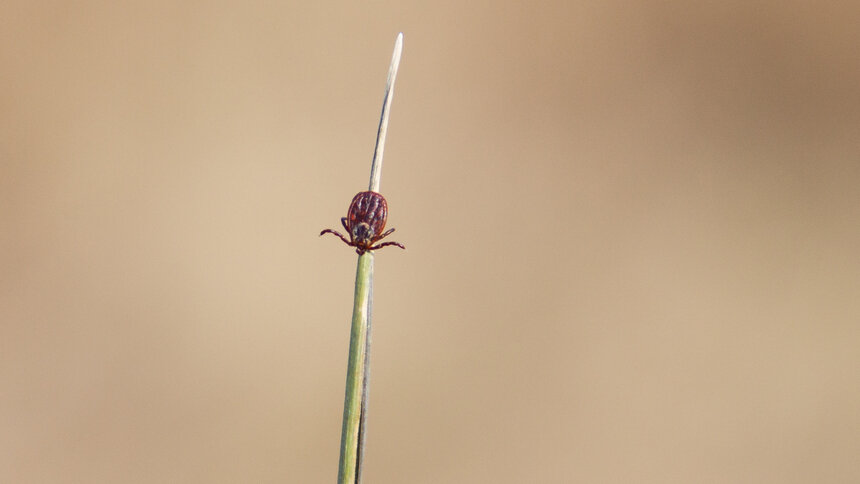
[368,33,404,193]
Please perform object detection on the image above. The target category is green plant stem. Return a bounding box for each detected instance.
[337,252,373,484]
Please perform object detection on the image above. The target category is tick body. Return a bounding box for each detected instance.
[320,191,406,255]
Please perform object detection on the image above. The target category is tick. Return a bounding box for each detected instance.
[320,191,406,255]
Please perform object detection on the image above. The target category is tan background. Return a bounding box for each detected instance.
[2,1,859,483]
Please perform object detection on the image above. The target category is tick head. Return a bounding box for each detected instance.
[351,222,374,246]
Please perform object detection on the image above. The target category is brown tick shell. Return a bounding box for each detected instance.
[347,191,388,237]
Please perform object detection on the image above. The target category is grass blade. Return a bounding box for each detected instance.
[337,33,403,484]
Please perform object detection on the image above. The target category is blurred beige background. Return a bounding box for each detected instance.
[2,1,858,483]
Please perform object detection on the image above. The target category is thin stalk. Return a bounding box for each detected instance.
[337,33,403,484]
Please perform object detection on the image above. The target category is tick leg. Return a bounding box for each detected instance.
[340,217,350,231]
[320,229,352,246]
[374,228,395,242]
[369,241,405,251]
